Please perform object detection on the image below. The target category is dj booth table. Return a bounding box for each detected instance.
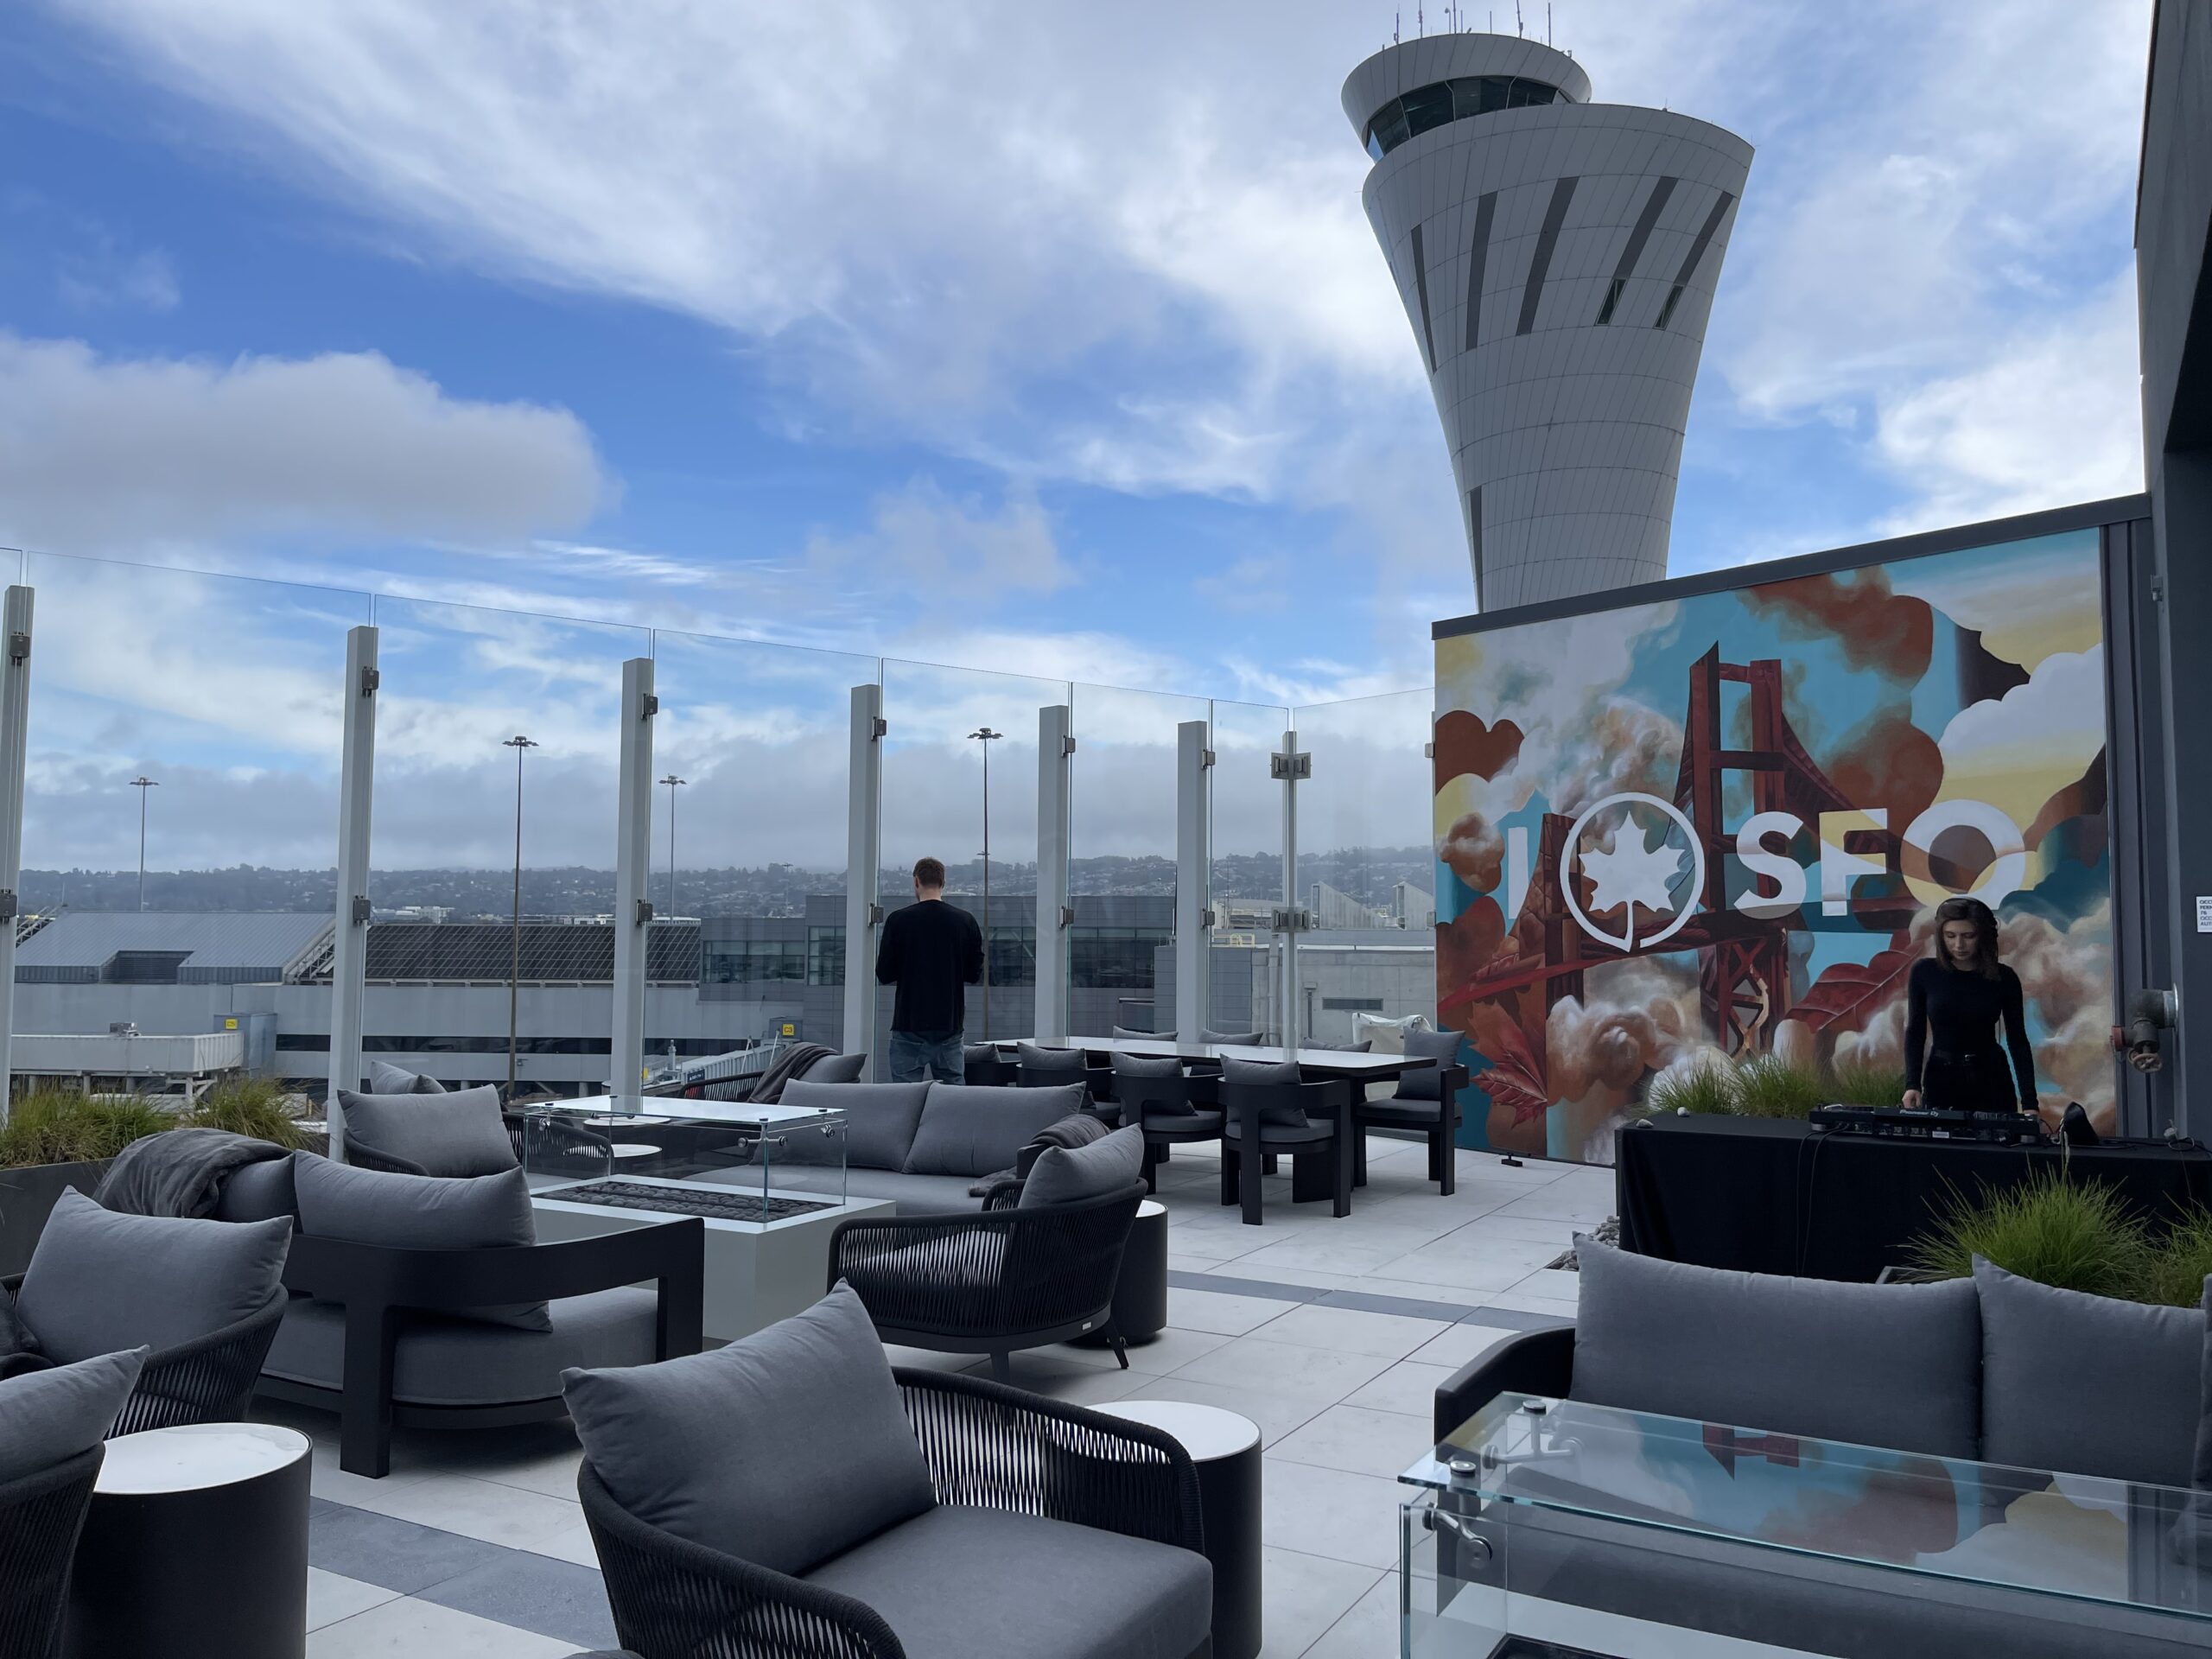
[1616,1114,2212,1282]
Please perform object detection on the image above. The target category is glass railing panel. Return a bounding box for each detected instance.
[648,631,878,1070]
[362,595,648,1101]
[16,551,370,1105]
[1207,698,1291,1043]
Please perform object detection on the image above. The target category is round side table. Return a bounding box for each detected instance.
[65,1422,311,1659]
[1073,1198,1167,1347]
[1098,1399,1262,1659]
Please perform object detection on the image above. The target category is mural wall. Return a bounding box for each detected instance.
[1433,530,2113,1166]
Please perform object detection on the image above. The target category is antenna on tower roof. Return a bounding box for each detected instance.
[1547,2,1553,44]
[1394,10,1401,44]
[1516,2,1524,37]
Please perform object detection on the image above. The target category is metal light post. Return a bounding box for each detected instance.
[659,774,686,919]
[967,728,1001,1039]
[129,776,158,912]
[502,736,537,1095]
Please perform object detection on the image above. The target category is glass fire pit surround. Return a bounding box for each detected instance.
[520,1096,849,1209]
[1400,1392,2212,1658]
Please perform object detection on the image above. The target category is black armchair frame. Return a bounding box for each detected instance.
[582,1366,1209,1659]
[258,1218,706,1478]
[1119,1072,1224,1192]
[828,1184,1144,1382]
[3,1273,288,1437]
[0,1446,102,1659]
[1217,1078,1355,1224]
[1351,1061,1468,1196]
[1013,1055,1117,1125]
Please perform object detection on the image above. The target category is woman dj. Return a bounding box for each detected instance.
[1900,896,2037,1115]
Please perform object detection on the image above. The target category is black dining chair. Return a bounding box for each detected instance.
[1352,1060,1469,1195]
[1110,1058,1223,1192]
[963,1043,1019,1087]
[1218,1077,1356,1224]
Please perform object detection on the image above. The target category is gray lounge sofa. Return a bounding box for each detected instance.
[1431,1244,2212,1656]
[698,1079,1088,1216]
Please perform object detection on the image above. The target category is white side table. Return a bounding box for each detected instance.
[1098,1400,1262,1659]
[64,1422,311,1659]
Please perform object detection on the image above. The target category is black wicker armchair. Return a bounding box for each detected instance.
[1,1273,286,1437]
[1218,1078,1356,1224]
[0,1446,102,1659]
[582,1367,1210,1659]
[1351,1061,1467,1195]
[261,1219,705,1477]
[829,1183,1144,1382]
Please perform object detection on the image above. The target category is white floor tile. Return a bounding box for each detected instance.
[527,1520,604,1569]
[308,1569,402,1633]
[1167,1335,1397,1402]
[1268,1403,1435,1478]
[309,1596,576,1657]
[1111,1376,1331,1446]
[1342,1358,1459,1417]
[1255,1547,1386,1658]
[1257,1458,1406,1567]
[334,1470,583,1553]
[1303,1567,1402,1658]
[1508,1267,1584,1300]
[1166,1287,1303,1336]
[1244,1301,1452,1360]
[1405,1320,1521,1372]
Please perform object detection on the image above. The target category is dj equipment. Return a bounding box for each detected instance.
[1808,1104,2044,1145]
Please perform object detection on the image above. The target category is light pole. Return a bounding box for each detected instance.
[967,728,1001,1039]
[129,777,158,912]
[658,775,686,920]
[502,735,537,1096]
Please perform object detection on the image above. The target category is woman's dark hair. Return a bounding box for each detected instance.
[1931,896,2000,979]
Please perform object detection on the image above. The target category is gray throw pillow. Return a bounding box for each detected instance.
[1202,1029,1264,1046]
[1220,1056,1307,1129]
[1396,1027,1462,1101]
[0,1347,149,1483]
[294,1157,549,1332]
[563,1282,935,1575]
[338,1085,517,1179]
[1015,1042,1084,1073]
[904,1084,1088,1177]
[370,1059,445,1095]
[1976,1257,2199,1485]
[1112,1051,1189,1116]
[1572,1242,1980,1459]
[1113,1026,1175,1040]
[1021,1127,1146,1208]
[17,1191,292,1363]
[798,1052,867,1085]
[779,1080,930,1171]
[1310,1039,1374,1052]
[213,1153,299,1224]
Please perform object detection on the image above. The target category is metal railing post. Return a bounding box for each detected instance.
[844,684,886,1077]
[327,624,378,1153]
[611,657,657,1108]
[1034,704,1073,1042]
[0,588,33,1123]
[1174,719,1212,1041]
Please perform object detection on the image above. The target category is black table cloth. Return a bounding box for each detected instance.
[1616,1114,2212,1282]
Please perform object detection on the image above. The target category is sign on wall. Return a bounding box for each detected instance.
[1433,530,2113,1166]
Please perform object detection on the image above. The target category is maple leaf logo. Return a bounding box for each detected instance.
[1580,835,1686,916]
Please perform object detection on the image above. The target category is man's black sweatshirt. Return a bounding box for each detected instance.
[874,898,984,1034]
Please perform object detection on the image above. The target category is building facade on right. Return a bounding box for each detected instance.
[1343,34,1752,610]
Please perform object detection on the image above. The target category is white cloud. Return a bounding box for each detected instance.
[57,244,179,312]
[0,334,609,554]
[804,480,1071,611]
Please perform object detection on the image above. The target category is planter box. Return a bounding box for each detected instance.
[0,1160,111,1277]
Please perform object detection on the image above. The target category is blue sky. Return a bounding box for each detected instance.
[0,2,2156,873]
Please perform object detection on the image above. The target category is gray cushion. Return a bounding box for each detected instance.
[804,1503,1211,1659]
[1020,1127,1145,1209]
[264,1287,657,1407]
[293,1157,549,1332]
[1396,1027,1461,1100]
[338,1084,517,1179]
[1309,1039,1374,1052]
[1222,1057,1306,1128]
[1112,1025,1174,1040]
[1974,1258,2199,1486]
[1572,1243,1980,1459]
[16,1191,291,1363]
[904,1084,1086,1177]
[563,1283,936,1577]
[1202,1029,1264,1046]
[0,1348,148,1484]
[213,1153,298,1223]
[1112,1052,1190,1115]
[370,1059,445,1095]
[1014,1042,1084,1074]
[799,1052,868,1085]
[779,1080,930,1171]
[1112,1052,1183,1079]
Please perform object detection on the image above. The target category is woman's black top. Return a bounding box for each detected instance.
[1902,957,2036,1108]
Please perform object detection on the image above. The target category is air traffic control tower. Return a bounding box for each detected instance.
[1344,35,1751,610]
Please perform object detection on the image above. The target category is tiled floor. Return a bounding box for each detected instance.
[276,1136,1608,1657]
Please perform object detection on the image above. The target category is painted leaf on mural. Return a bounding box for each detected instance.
[1476,1016,1551,1126]
[1789,932,1917,1034]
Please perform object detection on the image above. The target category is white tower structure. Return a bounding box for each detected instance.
[1343,35,1751,610]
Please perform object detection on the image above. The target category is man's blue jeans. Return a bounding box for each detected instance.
[888,1027,964,1084]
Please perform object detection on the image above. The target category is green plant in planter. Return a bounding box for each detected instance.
[2142,1209,2212,1308]
[1644,1057,1738,1116]
[0,1088,178,1168]
[1732,1053,1826,1119]
[1907,1171,2152,1300]
[187,1077,304,1149]
[1827,1056,1907,1109]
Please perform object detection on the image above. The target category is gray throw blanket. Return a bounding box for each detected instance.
[740,1041,835,1105]
[92,1128,291,1219]
[970,1112,1109,1199]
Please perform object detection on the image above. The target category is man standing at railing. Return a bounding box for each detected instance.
[876,856,984,1084]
